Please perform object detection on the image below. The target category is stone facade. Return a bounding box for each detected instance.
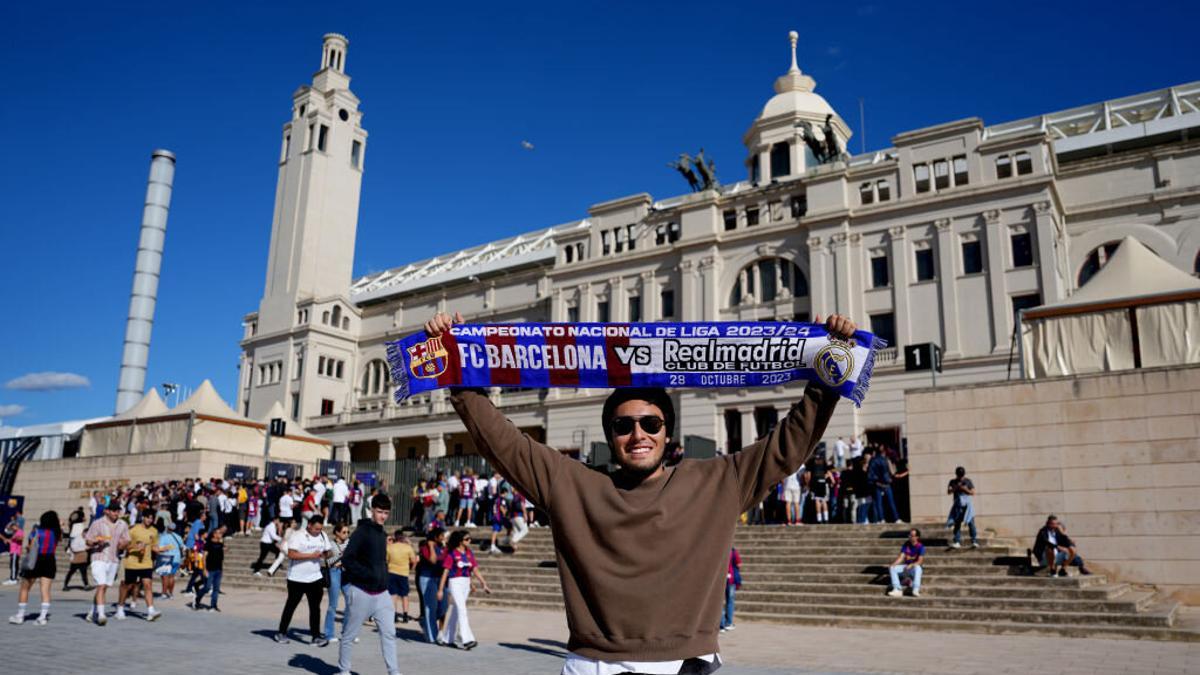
[905,365,1200,602]
[238,34,1200,463]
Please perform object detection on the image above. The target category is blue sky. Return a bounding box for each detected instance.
[2,1,1197,426]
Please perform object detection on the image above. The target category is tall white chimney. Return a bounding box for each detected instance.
[115,149,176,415]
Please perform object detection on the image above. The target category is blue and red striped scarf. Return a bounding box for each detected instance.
[387,322,884,406]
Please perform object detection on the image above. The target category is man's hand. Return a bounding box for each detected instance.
[813,314,857,341]
[425,311,464,339]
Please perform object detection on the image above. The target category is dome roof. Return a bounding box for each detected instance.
[762,89,836,120]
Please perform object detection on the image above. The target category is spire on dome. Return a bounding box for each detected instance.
[774,30,816,94]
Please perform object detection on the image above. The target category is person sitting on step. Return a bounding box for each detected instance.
[1033,515,1092,577]
[887,528,924,598]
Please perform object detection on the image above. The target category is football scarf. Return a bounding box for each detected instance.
[386,322,886,407]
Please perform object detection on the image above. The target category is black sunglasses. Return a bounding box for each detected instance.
[611,415,665,436]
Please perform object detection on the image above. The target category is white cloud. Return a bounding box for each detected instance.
[5,371,91,391]
[0,404,26,417]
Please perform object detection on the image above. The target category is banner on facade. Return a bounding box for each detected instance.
[386,322,885,407]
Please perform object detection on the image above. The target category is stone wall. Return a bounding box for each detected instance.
[11,449,320,522]
[906,364,1200,603]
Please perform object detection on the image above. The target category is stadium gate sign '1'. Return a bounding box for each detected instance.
[386,322,887,407]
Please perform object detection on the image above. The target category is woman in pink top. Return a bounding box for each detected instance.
[3,519,23,585]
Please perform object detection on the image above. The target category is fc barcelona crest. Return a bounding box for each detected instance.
[408,336,449,379]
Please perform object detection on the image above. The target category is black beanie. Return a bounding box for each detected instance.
[601,387,675,444]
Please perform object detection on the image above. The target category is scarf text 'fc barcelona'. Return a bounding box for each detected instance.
[386,322,886,407]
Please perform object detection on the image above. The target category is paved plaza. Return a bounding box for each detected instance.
[0,585,1196,674]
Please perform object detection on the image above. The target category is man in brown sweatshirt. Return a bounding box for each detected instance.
[426,311,855,674]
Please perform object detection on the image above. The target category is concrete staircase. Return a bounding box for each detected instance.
[141,523,1196,641]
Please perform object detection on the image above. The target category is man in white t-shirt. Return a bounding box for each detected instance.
[330,477,350,525]
[279,489,296,525]
[253,516,284,575]
[783,465,805,526]
[275,515,332,646]
[313,478,328,509]
[850,435,864,461]
[833,436,849,469]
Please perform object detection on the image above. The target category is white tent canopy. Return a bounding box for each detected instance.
[113,388,169,420]
[1022,236,1200,378]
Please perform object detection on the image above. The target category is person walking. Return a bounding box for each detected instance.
[488,488,509,554]
[331,476,351,525]
[336,494,399,675]
[192,525,226,611]
[119,510,163,621]
[809,453,832,524]
[782,465,804,526]
[946,466,978,548]
[436,529,491,649]
[155,519,185,599]
[719,548,741,633]
[7,511,61,625]
[323,523,351,644]
[253,516,284,575]
[425,310,853,671]
[387,530,418,624]
[867,447,899,523]
[416,527,446,643]
[2,516,23,585]
[63,511,91,591]
[84,502,130,626]
[268,519,302,577]
[275,515,331,645]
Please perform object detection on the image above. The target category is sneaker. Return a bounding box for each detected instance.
[911,590,921,598]
[8,614,25,625]
[949,542,962,549]
[971,541,980,549]
[115,609,127,621]
[1080,567,1093,576]
[401,613,410,624]
[35,616,48,625]
[314,637,330,648]
[463,640,478,650]
[146,608,161,622]
[85,613,94,624]
[727,624,735,630]
[329,637,340,644]
[2,580,17,586]
[274,632,290,644]
[254,571,263,577]
[191,601,202,611]
[96,614,108,626]
[719,627,728,633]
[886,589,903,598]
[1057,569,1068,578]
[207,606,220,613]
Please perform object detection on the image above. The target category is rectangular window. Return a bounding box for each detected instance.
[723,209,737,231]
[859,183,874,205]
[915,246,936,281]
[724,409,742,454]
[751,155,761,183]
[770,142,790,178]
[282,134,291,161]
[628,296,642,322]
[307,123,316,150]
[660,289,675,319]
[291,394,300,419]
[317,124,329,152]
[567,305,580,323]
[318,356,326,376]
[952,155,968,186]
[961,238,983,274]
[320,399,334,416]
[335,360,344,379]
[1011,230,1034,267]
[876,180,891,202]
[870,252,890,288]
[596,300,610,323]
[627,224,637,251]
[614,228,624,253]
[869,312,896,348]
[996,154,1012,179]
[746,208,759,226]
[1011,293,1042,321]
[564,246,574,263]
[667,222,681,243]
[655,226,666,246]
[914,163,930,193]
[601,230,611,256]
[790,195,807,218]
[1015,151,1033,175]
[351,140,362,168]
[933,159,950,190]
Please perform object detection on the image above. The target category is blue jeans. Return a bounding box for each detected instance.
[873,485,898,523]
[323,567,343,638]
[196,570,222,608]
[720,583,736,628]
[418,574,441,643]
[954,518,977,544]
[889,564,921,592]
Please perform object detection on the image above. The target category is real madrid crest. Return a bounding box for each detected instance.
[814,339,854,388]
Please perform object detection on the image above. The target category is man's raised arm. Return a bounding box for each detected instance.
[729,314,855,513]
[428,312,565,510]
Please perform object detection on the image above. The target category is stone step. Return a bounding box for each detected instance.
[465,550,1016,566]
[475,559,1015,577]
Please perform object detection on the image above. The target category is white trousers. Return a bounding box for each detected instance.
[510,516,529,546]
[438,577,474,645]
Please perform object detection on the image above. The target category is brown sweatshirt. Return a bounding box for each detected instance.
[451,385,836,662]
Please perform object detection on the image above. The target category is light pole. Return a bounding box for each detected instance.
[162,382,181,408]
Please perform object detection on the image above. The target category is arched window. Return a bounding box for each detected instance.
[1078,240,1123,286]
[360,359,390,396]
[331,305,342,327]
[730,258,808,306]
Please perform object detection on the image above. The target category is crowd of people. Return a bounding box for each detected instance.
[750,436,910,526]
